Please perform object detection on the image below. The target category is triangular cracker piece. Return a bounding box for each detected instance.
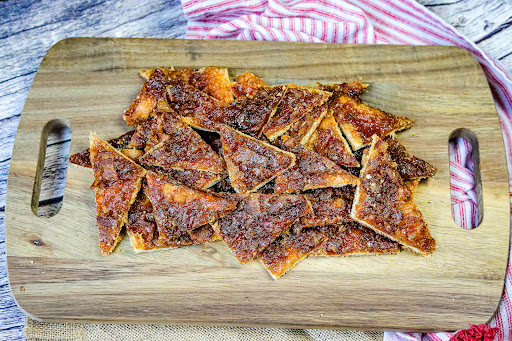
[287,102,328,145]
[263,85,331,141]
[316,82,368,99]
[333,95,414,150]
[219,125,296,194]
[136,107,226,174]
[300,186,355,228]
[217,193,311,264]
[126,188,219,252]
[162,168,222,190]
[384,137,437,179]
[182,85,286,137]
[274,135,359,194]
[167,79,221,118]
[261,227,328,279]
[124,68,174,126]
[71,131,137,168]
[141,138,226,173]
[89,133,146,255]
[231,72,268,98]
[306,110,359,167]
[311,222,400,256]
[142,67,233,104]
[193,66,233,105]
[145,171,237,243]
[129,99,177,151]
[351,135,436,255]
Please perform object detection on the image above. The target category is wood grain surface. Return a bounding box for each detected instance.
[4,37,510,331]
[2,1,511,339]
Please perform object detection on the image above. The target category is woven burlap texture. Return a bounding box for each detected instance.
[24,317,384,341]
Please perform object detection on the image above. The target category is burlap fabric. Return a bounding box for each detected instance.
[24,317,384,341]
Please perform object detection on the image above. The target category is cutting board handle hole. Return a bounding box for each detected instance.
[449,128,483,229]
[31,119,72,217]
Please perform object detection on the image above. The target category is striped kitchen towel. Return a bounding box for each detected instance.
[180,0,512,339]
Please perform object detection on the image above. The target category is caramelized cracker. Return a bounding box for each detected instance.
[263,85,331,141]
[385,137,437,179]
[163,168,222,190]
[311,222,400,256]
[261,227,328,279]
[287,102,328,145]
[306,110,359,167]
[141,67,232,104]
[167,80,221,118]
[274,135,359,194]
[217,193,311,263]
[145,171,237,243]
[182,85,286,138]
[231,72,268,98]
[126,189,218,252]
[89,133,146,255]
[316,82,368,99]
[301,187,355,227]
[129,100,176,151]
[124,68,173,126]
[193,66,233,105]
[70,131,136,168]
[351,135,436,255]
[137,109,226,173]
[219,125,296,194]
[333,95,414,150]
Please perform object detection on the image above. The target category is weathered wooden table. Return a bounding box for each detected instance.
[1,0,511,339]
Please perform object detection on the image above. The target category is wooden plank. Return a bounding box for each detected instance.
[418,0,512,68]
[4,38,510,331]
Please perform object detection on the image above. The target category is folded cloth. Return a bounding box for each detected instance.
[181,0,512,340]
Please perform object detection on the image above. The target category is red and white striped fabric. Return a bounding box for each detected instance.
[181,0,512,339]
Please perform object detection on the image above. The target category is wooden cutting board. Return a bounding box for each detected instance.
[6,38,510,331]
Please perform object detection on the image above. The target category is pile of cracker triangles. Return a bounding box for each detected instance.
[71,67,437,279]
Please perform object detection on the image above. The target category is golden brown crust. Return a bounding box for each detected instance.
[306,110,359,167]
[287,102,328,145]
[140,138,226,174]
[126,189,219,252]
[195,66,234,105]
[140,67,232,104]
[231,72,268,98]
[118,149,144,164]
[261,227,328,279]
[217,193,312,264]
[316,82,368,99]
[384,137,437,179]
[180,85,286,138]
[145,171,237,243]
[274,135,359,194]
[333,95,414,150]
[158,168,223,190]
[351,135,436,255]
[219,125,296,194]
[89,133,146,255]
[311,222,400,256]
[263,85,332,141]
[167,79,221,118]
[300,186,355,228]
[134,106,226,174]
[70,131,136,168]
[124,68,173,126]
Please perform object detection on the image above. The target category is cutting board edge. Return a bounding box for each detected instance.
[5,37,510,331]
